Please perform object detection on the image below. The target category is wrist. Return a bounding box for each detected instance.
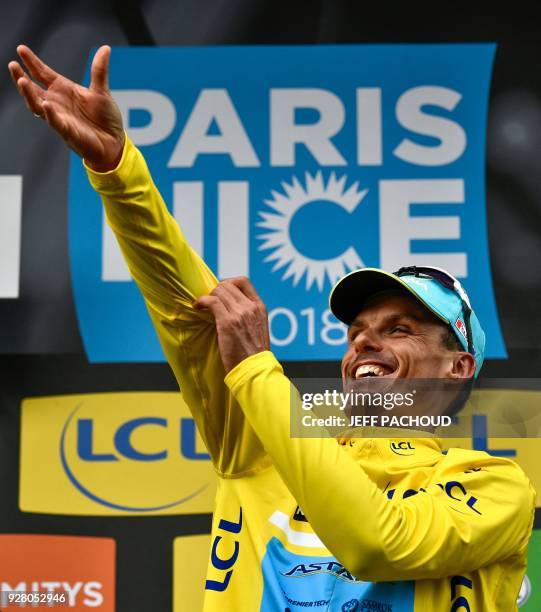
[84,135,125,173]
[224,348,267,375]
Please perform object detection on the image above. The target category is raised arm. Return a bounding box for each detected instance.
[8,45,268,477]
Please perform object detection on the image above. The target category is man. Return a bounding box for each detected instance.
[9,45,535,611]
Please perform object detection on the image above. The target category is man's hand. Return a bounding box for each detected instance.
[8,45,125,172]
[193,277,270,373]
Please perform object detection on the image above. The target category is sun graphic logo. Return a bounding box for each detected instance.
[257,172,368,291]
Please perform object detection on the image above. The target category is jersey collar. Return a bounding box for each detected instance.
[337,427,443,463]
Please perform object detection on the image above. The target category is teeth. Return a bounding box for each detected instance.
[355,364,385,379]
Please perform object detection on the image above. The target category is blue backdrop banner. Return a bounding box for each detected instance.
[68,44,503,362]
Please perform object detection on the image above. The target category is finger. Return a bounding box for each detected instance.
[17,45,58,86]
[193,295,229,320]
[217,282,254,309]
[90,45,111,93]
[17,76,45,116]
[217,282,269,344]
[8,61,26,87]
[223,277,269,341]
[210,283,253,313]
[225,276,262,302]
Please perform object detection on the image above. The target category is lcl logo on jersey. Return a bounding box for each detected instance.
[68,44,505,363]
[19,393,216,516]
[390,441,416,456]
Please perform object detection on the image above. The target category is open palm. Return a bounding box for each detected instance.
[8,45,125,171]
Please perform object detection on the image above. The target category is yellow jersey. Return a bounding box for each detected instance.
[86,136,535,611]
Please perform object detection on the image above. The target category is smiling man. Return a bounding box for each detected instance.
[334,267,482,427]
[10,45,535,611]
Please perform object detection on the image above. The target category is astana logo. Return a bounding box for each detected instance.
[257,172,368,291]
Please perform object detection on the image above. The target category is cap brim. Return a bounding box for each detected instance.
[329,268,448,326]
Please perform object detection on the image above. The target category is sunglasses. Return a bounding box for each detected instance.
[393,265,474,355]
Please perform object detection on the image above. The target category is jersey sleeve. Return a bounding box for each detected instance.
[84,135,269,477]
[224,350,536,581]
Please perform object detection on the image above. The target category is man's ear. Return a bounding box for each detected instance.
[449,352,476,379]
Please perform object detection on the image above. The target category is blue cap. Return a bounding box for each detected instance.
[329,267,486,377]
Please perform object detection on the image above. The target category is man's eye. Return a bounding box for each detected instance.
[390,326,409,334]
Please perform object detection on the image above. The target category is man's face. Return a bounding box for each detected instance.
[341,290,461,387]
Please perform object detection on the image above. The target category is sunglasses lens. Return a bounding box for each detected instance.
[420,268,455,290]
[395,266,457,292]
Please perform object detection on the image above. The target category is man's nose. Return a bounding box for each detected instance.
[352,327,383,353]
